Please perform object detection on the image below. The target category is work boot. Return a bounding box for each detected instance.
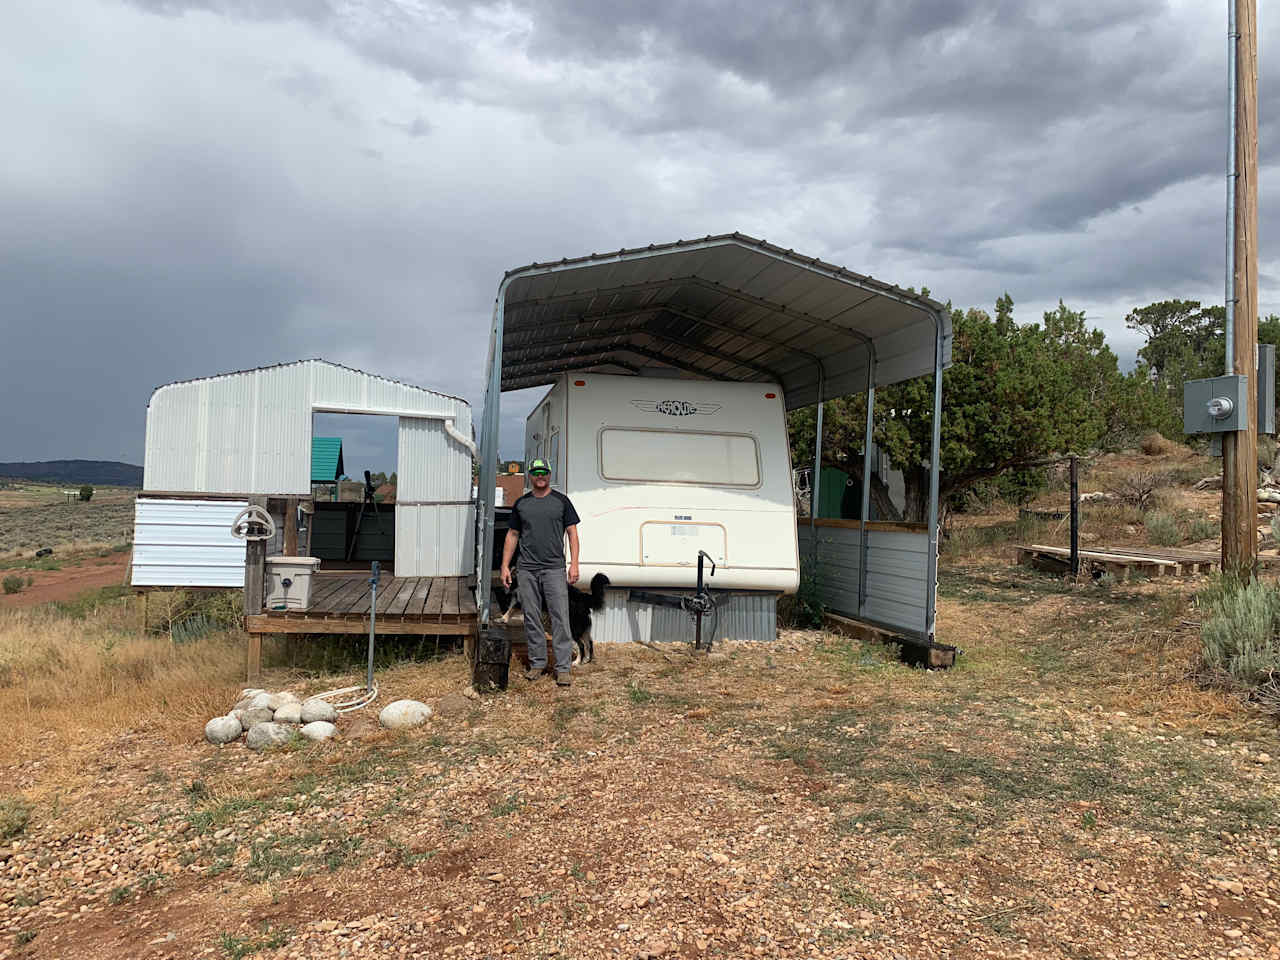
[523,667,544,682]
[555,672,571,688]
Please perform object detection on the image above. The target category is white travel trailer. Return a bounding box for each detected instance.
[523,372,799,594]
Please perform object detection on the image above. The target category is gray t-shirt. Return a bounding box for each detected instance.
[510,490,580,571]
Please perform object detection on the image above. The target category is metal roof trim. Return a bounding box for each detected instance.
[147,358,471,408]
[499,232,948,318]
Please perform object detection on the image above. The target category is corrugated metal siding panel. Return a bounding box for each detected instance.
[798,523,931,637]
[131,498,248,587]
[798,523,862,618]
[593,588,775,644]
[397,417,471,501]
[863,529,929,636]
[395,505,474,577]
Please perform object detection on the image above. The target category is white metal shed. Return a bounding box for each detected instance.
[135,359,475,584]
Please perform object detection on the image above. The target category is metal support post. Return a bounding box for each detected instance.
[366,561,380,693]
[1069,456,1080,577]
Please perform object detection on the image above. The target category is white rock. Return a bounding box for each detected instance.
[267,691,301,710]
[245,722,295,751]
[300,721,337,742]
[204,715,242,744]
[301,699,337,723]
[248,692,274,711]
[237,706,274,727]
[232,698,256,714]
[240,688,266,699]
[379,699,433,730]
[273,702,302,725]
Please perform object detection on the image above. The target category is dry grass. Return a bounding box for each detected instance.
[0,592,246,782]
[1139,431,1181,456]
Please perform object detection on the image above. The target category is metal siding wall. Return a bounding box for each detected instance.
[396,405,473,577]
[862,529,929,635]
[797,524,862,618]
[143,361,471,497]
[131,499,248,587]
[593,588,776,644]
[798,524,931,637]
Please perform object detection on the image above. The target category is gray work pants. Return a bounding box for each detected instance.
[519,567,573,674]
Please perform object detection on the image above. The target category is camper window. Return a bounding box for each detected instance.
[600,428,760,486]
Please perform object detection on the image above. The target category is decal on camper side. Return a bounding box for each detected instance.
[630,400,723,417]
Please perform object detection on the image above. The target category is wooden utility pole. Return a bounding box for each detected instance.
[1222,0,1259,582]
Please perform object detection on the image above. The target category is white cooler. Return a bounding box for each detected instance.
[264,557,322,611]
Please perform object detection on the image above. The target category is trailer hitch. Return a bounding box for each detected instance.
[628,549,718,651]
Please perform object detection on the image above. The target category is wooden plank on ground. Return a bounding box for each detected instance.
[246,615,475,636]
[403,578,434,617]
[822,612,956,669]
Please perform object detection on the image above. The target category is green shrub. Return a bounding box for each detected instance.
[1184,514,1217,543]
[1144,510,1181,547]
[1201,578,1280,686]
[2,574,23,595]
[79,485,94,502]
[0,797,32,839]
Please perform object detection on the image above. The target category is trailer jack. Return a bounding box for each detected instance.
[629,550,718,651]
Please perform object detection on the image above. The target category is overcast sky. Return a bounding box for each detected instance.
[3,0,1278,472]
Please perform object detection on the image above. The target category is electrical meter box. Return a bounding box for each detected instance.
[1183,374,1250,434]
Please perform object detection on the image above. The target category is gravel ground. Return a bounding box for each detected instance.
[3,565,1279,959]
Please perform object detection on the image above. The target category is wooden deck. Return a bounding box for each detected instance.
[244,573,478,636]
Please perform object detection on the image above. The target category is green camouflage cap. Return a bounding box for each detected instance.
[528,458,551,475]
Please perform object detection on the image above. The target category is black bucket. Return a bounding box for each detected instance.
[472,628,511,691]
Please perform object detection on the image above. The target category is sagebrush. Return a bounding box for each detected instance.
[1200,578,1280,688]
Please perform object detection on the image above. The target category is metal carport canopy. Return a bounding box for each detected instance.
[475,233,954,634]
[493,232,952,407]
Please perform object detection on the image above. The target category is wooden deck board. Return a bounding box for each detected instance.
[401,578,432,616]
[387,577,418,617]
[307,577,349,605]
[247,615,474,636]
[323,577,369,613]
[441,579,461,616]
[425,578,446,618]
[375,577,409,615]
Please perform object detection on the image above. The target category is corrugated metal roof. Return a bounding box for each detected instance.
[495,232,952,409]
[311,437,344,484]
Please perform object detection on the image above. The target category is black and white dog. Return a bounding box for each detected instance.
[494,569,609,666]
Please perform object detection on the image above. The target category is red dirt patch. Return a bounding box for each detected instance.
[0,554,129,608]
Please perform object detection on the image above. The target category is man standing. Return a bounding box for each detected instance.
[500,458,581,687]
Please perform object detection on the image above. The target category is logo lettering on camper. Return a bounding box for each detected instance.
[630,400,722,417]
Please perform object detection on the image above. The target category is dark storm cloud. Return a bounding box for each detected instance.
[6,0,1279,467]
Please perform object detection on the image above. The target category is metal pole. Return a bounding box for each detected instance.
[1069,456,1080,577]
[811,400,824,529]
[858,355,875,615]
[924,310,946,639]
[366,561,379,693]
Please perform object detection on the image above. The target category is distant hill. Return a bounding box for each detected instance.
[0,460,143,487]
